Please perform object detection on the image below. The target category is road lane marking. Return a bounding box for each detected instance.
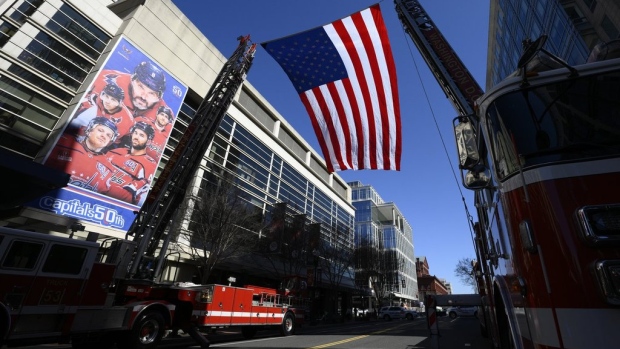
[308,334,370,348]
[306,322,410,348]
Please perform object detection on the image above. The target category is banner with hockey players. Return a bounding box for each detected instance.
[30,36,188,232]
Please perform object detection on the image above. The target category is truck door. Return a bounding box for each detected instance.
[0,229,98,340]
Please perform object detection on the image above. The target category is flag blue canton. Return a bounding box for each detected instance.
[263,27,348,93]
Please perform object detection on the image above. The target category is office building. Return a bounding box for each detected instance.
[486,0,619,87]
[349,181,418,307]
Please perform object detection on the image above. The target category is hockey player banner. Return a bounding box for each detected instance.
[262,4,401,172]
[29,36,188,232]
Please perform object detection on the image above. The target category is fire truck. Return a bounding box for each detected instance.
[0,228,304,348]
[0,35,304,349]
[395,1,620,348]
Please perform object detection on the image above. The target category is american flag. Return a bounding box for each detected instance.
[262,4,401,172]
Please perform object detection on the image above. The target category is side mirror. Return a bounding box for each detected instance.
[453,118,479,169]
[464,166,491,189]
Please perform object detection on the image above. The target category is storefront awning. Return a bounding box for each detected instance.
[391,292,416,301]
[0,148,69,210]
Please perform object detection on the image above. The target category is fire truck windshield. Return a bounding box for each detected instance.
[485,70,620,180]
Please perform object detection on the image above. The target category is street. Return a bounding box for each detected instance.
[7,316,493,349]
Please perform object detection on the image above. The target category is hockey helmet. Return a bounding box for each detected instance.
[102,82,124,101]
[130,121,155,140]
[156,105,174,122]
[133,61,166,96]
[86,116,119,142]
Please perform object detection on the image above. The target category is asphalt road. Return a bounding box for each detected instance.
[5,315,493,349]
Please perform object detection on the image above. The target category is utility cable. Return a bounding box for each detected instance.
[399,27,478,250]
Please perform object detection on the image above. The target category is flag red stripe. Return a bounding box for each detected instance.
[313,86,347,171]
[372,5,402,170]
[332,18,378,169]
[352,8,390,169]
[342,78,365,168]
[326,82,354,169]
[299,93,336,172]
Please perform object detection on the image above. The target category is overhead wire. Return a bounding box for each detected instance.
[398,24,478,256]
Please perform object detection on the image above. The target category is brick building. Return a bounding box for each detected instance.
[415,256,449,303]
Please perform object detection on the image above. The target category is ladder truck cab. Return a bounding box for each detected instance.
[396,1,620,348]
[0,227,155,349]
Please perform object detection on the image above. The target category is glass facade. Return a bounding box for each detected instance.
[174,105,355,251]
[0,0,111,158]
[489,0,590,87]
[349,181,418,302]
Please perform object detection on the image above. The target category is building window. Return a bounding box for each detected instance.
[6,62,73,102]
[17,50,79,90]
[601,15,619,40]
[38,3,110,61]
[16,31,92,88]
[0,21,18,47]
[7,0,44,25]
[583,0,597,12]
[0,75,65,156]
[563,5,586,25]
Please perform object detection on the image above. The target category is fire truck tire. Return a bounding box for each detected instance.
[280,312,295,336]
[118,310,165,349]
[241,326,257,339]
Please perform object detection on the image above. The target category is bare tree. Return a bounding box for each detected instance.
[176,173,260,284]
[455,257,477,288]
[354,238,404,307]
[253,203,308,285]
[317,224,355,317]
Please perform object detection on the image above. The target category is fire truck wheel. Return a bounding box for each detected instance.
[241,326,257,339]
[280,312,295,336]
[118,310,165,349]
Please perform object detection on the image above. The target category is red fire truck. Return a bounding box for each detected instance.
[0,35,304,349]
[190,284,303,339]
[396,1,620,348]
[0,227,303,348]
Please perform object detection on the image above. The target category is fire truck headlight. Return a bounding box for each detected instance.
[595,260,620,305]
[578,205,620,245]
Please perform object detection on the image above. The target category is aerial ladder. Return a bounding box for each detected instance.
[394,0,483,119]
[394,0,487,339]
[127,35,257,280]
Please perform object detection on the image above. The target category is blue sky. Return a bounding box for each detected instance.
[172,0,490,295]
